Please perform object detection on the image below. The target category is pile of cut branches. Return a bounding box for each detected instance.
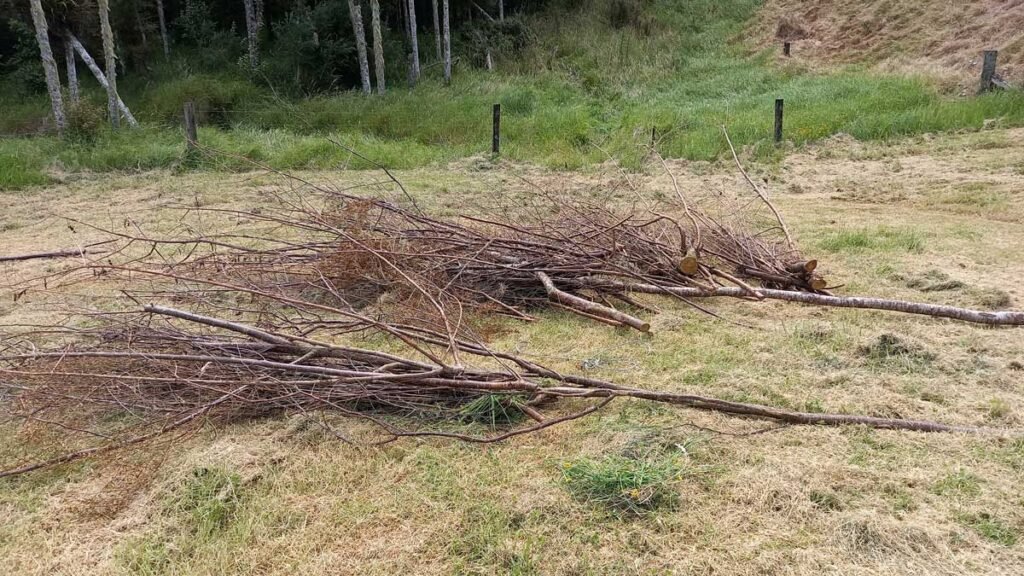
[2,170,1022,478]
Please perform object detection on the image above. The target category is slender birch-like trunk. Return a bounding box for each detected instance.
[347,0,371,94]
[243,0,259,68]
[135,3,148,50]
[370,0,385,94]
[97,0,119,129]
[67,33,139,127]
[29,0,65,135]
[442,0,451,85]
[407,0,420,84]
[64,37,79,104]
[499,0,504,20]
[432,0,441,61]
[156,0,170,57]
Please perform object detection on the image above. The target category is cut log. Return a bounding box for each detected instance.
[786,260,817,274]
[678,247,699,275]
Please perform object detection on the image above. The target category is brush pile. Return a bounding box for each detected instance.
[140,185,828,336]
[1,174,1022,478]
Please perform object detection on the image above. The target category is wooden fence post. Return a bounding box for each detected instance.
[183,101,198,150]
[774,98,784,144]
[492,103,501,156]
[783,42,791,57]
[979,50,998,94]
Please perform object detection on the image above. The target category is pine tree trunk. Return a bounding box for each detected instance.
[67,33,139,127]
[407,0,420,84]
[64,37,79,104]
[29,0,65,135]
[347,1,372,94]
[97,0,119,129]
[442,0,451,85]
[432,0,441,61]
[156,0,170,58]
[243,0,259,68]
[370,0,385,94]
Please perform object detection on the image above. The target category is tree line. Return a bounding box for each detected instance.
[1,0,544,136]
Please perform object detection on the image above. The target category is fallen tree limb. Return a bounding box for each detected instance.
[576,279,1024,326]
[537,271,651,332]
[0,248,95,263]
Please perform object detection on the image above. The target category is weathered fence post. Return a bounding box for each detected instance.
[979,50,998,93]
[783,42,791,57]
[183,101,198,150]
[492,103,501,156]
[774,98,784,144]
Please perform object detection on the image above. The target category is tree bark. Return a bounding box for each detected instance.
[28,0,65,135]
[243,0,259,68]
[442,0,451,85]
[432,0,441,61]
[407,0,421,84]
[156,0,170,58]
[370,0,386,94]
[64,36,79,104]
[575,279,1024,327]
[134,3,148,51]
[97,0,119,129]
[67,34,139,127]
[499,0,504,20]
[347,1,372,94]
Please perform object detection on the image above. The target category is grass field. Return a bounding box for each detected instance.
[1,128,1022,575]
[3,0,1024,190]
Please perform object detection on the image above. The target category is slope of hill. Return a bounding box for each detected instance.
[751,0,1024,90]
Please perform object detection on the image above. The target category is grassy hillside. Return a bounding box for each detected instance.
[751,0,1024,88]
[2,0,1024,190]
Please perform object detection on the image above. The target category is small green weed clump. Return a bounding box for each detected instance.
[561,453,683,515]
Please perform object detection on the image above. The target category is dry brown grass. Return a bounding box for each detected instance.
[2,131,1024,574]
[751,0,1024,91]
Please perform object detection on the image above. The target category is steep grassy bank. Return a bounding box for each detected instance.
[3,0,1024,190]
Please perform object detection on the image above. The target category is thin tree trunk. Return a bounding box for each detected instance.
[28,0,65,135]
[67,33,139,127]
[347,0,371,94]
[432,0,441,61]
[134,2,148,50]
[401,0,410,44]
[442,0,451,85]
[499,0,504,20]
[156,0,170,58]
[370,0,385,94]
[243,0,259,68]
[407,0,420,83]
[64,36,79,104]
[97,0,119,129]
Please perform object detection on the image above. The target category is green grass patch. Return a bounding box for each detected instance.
[819,226,926,253]
[932,468,982,499]
[959,512,1019,546]
[459,394,529,429]
[561,453,683,515]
